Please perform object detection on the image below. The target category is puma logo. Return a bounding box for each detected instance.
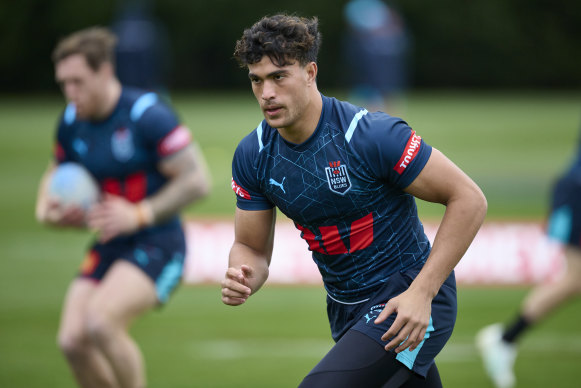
[364,313,377,324]
[269,177,286,193]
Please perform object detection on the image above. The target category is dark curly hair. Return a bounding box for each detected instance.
[234,14,322,68]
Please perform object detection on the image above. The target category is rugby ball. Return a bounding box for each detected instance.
[48,162,100,209]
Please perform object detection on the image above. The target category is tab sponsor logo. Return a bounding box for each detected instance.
[158,125,191,156]
[394,130,421,174]
[231,177,251,199]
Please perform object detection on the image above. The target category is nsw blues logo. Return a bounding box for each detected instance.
[325,161,351,195]
[111,127,134,162]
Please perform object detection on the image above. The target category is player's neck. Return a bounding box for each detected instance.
[94,79,122,120]
[278,90,323,144]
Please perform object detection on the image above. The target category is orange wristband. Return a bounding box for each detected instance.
[136,201,153,229]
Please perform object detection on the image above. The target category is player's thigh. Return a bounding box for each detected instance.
[89,260,158,326]
[563,246,581,289]
[565,246,581,272]
[400,363,442,388]
[299,329,413,388]
[88,227,186,324]
[58,278,99,343]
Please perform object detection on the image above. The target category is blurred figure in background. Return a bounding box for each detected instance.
[111,0,171,95]
[36,27,210,387]
[342,0,410,114]
[476,117,581,388]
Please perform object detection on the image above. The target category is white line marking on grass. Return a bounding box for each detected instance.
[189,339,332,359]
[438,336,581,363]
[187,335,581,361]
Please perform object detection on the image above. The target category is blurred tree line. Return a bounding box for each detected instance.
[1,0,579,92]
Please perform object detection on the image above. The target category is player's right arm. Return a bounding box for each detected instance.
[221,207,276,306]
[35,161,85,228]
[36,114,86,228]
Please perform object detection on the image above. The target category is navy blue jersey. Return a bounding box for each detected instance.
[232,95,433,303]
[546,117,581,246]
[54,87,192,232]
[560,119,581,182]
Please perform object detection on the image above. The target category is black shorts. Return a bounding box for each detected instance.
[326,265,457,377]
[78,225,186,303]
[548,176,581,247]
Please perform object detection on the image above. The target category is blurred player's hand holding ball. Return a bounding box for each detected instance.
[46,162,152,241]
[49,162,100,208]
[87,194,152,243]
[46,162,100,227]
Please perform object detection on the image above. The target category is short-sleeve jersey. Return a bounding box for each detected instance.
[54,87,192,234]
[232,94,433,303]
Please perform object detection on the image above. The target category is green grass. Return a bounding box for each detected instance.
[2,280,581,387]
[1,90,581,387]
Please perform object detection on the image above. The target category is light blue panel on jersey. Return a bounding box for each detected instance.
[256,122,264,152]
[345,109,368,143]
[547,205,572,243]
[64,103,76,125]
[396,316,434,370]
[134,248,149,266]
[73,138,88,156]
[156,253,184,303]
[130,92,158,122]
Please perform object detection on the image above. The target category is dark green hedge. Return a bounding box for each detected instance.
[1,0,579,91]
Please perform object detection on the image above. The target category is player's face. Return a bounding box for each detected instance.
[248,56,316,132]
[55,54,108,120]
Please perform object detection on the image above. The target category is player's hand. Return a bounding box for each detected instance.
[221,264,253,306]
[374,288,432,353]
[87,194,139,243]
[44,198,87,228]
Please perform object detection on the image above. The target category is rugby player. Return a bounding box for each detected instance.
[221,14,487,387]
[36,27,210,388]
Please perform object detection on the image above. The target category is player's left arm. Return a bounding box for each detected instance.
[376,148,487,352]
[87,142,211,243]
[148,141,211,223]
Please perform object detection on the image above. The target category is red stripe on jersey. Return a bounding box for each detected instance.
[103,178,122,196]
[296,224,324,253]
[349,212,374,252]
[231,178,251,200]
[125,172,147,202]
[394,130,422,174]
[54,143,65,162]
[158,125,191,157]
[319,225,349,254]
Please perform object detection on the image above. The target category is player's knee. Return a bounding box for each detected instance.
[85,308,119,346]
[57,329,91,359]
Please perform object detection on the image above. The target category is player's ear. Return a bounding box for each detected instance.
[98,61,115,78]
[305,62,317,86]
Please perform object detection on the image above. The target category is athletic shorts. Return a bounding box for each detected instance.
[547,176,581,247]
[78,225,187,303]
[326,264,457,377]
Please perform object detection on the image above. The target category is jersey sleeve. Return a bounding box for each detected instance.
[231,132,274,211]
[137,101,191,161]
[349,112,432,189]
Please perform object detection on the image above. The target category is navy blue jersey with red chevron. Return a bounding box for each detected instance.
[232,94,433,303]
[54,87,192,233]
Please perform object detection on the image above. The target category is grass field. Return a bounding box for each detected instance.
[1,90,581,387]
